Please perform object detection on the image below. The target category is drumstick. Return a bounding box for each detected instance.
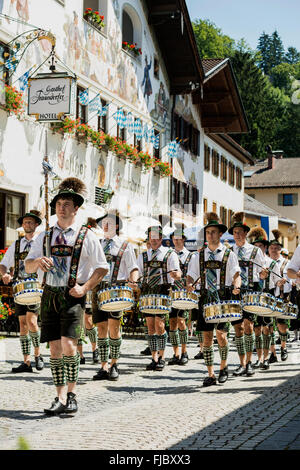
[248,260,291,284]
[134,269,179,283]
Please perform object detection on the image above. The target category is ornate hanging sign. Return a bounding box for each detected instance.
[27,72,76,122]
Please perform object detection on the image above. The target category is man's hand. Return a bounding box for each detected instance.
[69,283,87,298]
[186,283,194,293]
[232,287,240,295]
[36,257,54,272]
[128,281,139,291]
[2,273,12,285]
[170,269,180,280]
[277,279,287,288]
[259,268,269,280]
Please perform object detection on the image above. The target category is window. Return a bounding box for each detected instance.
[203,198,208,223]
[154,56,159,79]
[192,187,199,216]
[83,1,108,34]
[122,10,134,44]
[97,98,107,133]
[134,118,142,152]
[191,128,200,155]
[0,190,25,248]
[229,162,235,186]
[76,86,88,123]
[204,145,210,171]
[220,206,227,225]
[121,5,142,57]
[212,150,219,177]
[172,178,181,205]
[212,202,217,213]
[236,167,242,190]
[0,42,12,86]
[228,209,234,227]
[117,109,126,141]
[278,193,298,206]
[153,129,160,159]
[221,156,228,182]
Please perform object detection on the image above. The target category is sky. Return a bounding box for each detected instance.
[185,0,300,52]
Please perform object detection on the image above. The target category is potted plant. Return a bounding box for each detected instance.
[122,42,142,57]
[84,8,105,31]
[4,85,24,118]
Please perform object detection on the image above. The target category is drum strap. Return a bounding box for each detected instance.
[265,260,277,292]
[162,249,173,284]
[42,228,54,287]
[174,251,193,289]
[219,249,230,296]
[14,238,36,281]
[68,225,89,288]
[111,241,129,284]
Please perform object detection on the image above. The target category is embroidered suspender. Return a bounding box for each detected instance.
[237,246,258,289]
[142,249,173,284]
[162,249,173,284]
[111,241,129,284]
[279,259,289,293]
[199,248,230,296]
[265,260,277,292]
[13,238,36,281]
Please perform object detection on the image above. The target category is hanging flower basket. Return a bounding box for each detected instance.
[84,8,105,31]
[4,85,25,119]
[122,42,142,57]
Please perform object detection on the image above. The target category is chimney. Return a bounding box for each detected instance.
[267,153,276,169]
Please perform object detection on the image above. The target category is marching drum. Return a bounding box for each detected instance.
[242,292,274,316]
[272,297,286,318]
[139,294,172,315]
[204,300,242,323]
[97,285,135,312]
[12,278,43,305]
[171,289,198,310]
[277,302,298,321]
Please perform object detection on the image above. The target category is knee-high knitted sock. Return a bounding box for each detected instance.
[197,331,204,344]
[86,326,98,345]
[203,345,214,366]
[245,333,255,353]
[218,343,229,361]
[179,328,188,345]
[20,335,31,356]
[263,333,272,351]
[50,357,66,387]
[109,337,122,360]
[148,334,158,352]
[97,337,109,362]
[29,330,40,349]
[169,329,180,347]
[64,353,80,383]
[157,332,168,351]
[255,334,263,351]
[235,335,246,356]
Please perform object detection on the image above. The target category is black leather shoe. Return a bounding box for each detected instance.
[65,393,78,413]
[155,357,166,371]
[92,368,109,380]
[253,360,262,369]
[168,355,180,365]
[260,359,270,370]
[233,365,246,376]
[281,348,288,361]
[109,364,119,381]
[140,346,152,356]
[92,349,99,364]
[11,362,33,373]
[80,356,85,365]
[246,362,255,376]
[194,351,204,360]
[146,359,158,370]
[268,352,278,363]
[44,397,66,416]
[203,376,217,387]
[179,352,189,365]
[218,367,228,383]
[35,355,44,371]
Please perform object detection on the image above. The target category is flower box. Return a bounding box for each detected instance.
[84,8,105,32]
[122,42,142,57]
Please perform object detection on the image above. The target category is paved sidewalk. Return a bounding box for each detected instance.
[0,335,300,450]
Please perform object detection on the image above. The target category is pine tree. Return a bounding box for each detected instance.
[257,32,271,74]
[285,47,300,64]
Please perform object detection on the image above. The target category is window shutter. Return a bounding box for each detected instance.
[278,194,283,206]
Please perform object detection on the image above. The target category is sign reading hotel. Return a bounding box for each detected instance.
[28,74,76,122]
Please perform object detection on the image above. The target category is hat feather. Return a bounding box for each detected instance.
[86,217,98,228]
[58,177,86,195]
[248,227,268,240]
[272,229,282,240]
[205,212,221,223]
[29,209,42,219]
[231,211,245,224]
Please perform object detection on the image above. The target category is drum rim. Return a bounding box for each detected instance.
[98,286,132,293]
[140,294,172,299]
[204,300,240,308]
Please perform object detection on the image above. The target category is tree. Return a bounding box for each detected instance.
[284,47,300,64]
[257,31,271,74]
[257,30,285,75]
[270,63,296,92]
[192,19,236,59]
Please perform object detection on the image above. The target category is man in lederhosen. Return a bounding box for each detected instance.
[168,224,194,366]
[247,227,281,370]
[137,225,181,371]
[287,244,300,343]
[186,213,241,386]
[92,211,139,382]
[26,178,109,415]
[268,230,291,362]
[0,210,44,373]
[228,212,267,377]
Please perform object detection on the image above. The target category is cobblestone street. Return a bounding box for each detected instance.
[0,334,300,451]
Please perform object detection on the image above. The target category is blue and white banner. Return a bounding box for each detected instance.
[98,103,109,117]
[18,67,34,91]
[167,139,179,158]
[134,117,143,139]
[78,88,89,105]
[114,108,127,129]
[126,112,135,134]
[5,57,18,72]
[88,94,100,113]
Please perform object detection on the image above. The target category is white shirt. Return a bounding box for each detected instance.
[264,254,281,291]
[187,243,240,288]
[274,255,292,295]
[26,222,109,287]
[286,245,300,274]
[137,245,180,285]
[232,241,265,283]
[1,235,39,280]
[174,247,193,266]
[101,235,138,281]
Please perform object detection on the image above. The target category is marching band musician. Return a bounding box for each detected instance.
[137,225,181,372]
[248,227,281,370]
[0,210,44,373]
[168,224,194,366]
[228,212,267,378]
[287,244,300,342]
[25,178,109,416]
[268,230,291,362]
[92,212,139,382]
[186,213,241,387]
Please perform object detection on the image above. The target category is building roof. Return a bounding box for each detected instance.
[201,58,228,76]
[244,194,296,224]
[209,133,253,165]
[244,158,300,188]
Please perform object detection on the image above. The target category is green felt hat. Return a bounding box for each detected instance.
[50,177,85,209]
[18,210,42,226]
[228,211,250,235]
[204,212,227,234]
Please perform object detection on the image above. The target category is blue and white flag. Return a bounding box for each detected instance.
[88,94,100,113]
[5,57,18,72]
[18,67,32,91]
[98,103,109,117]
[167,139,179,158]
[153,133,160,150]
[78,88,89,105]
[134,118,143,139]
[114,108,127,129]
[143,123,149,142]
[148,128,155,144]
[126,112,135,134]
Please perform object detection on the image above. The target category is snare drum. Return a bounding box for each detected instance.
[97,286,134,312]
[242,292,274,316]
[171,289,198,310]
[277,302,298,320]
[139,294,172,315]
[204,300,242,323]
[272,297,286,318]
[13,278,43,305]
